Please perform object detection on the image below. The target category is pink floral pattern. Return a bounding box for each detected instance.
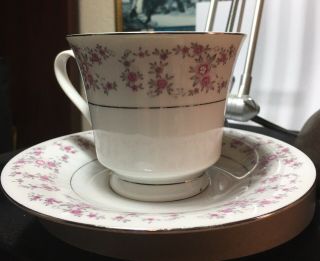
[2,130,315,230]
[71,42,237,98]
[70,44,117,95]
[119,50,144,91]
[173,43,235,96]
[147,48,175,96]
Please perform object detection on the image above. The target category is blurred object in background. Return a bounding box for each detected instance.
[295,110,320,185]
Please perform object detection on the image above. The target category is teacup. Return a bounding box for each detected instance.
[54,32,244,201]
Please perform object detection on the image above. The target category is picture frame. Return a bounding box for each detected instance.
[115,0,206,32]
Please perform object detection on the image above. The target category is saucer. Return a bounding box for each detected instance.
[1,128,316,260]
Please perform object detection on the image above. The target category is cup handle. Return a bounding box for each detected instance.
[54,50,91,125]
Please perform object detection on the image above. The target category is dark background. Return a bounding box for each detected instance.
[0,0,81,154]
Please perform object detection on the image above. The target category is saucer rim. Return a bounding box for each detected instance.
[1,182,315,234]
[1,126,316,233]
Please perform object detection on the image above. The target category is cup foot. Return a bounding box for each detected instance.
[109,172,210,202]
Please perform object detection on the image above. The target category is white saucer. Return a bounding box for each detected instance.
[1,128,315,232]
[1,128,316,259]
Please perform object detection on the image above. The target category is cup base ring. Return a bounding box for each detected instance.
[109,172,210,202]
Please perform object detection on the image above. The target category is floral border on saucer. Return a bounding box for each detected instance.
[1,129,315,231]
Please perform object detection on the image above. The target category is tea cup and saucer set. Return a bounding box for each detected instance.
[1,32,316,260]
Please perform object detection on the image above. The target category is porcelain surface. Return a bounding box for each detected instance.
[55,33,245,182]
[1,128,315,231]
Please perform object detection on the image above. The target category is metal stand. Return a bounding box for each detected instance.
[206,0,264,122]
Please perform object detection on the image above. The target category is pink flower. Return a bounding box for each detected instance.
[197,64,210,75]
[88,213,97,218]
[127,72,137,82]
[135,47,149,58]
[283,159,294,165]
[97,45,109,58]
[105,82,113,90]
[64,146,73,152]
[113,215,125,221]
[143,217,157,223]
[103,82,117,93]
[208,213,223,219]
[30,194,42,201]
[33,148,43,156]
[40,175,51,182]
[86,73,94,85]
[41,184,54,191]
[219,208,233,213]
[182,46,189,55]
[16,159,27,164]
[35,160,45,166]
[259,199,274,206]
[155,66,163,74]
[45,198,60,205]
[231,139,243,147]
[98,49,106,57]
[62,155,69,161]
[192,44,204,54]
[218,52,228,64]
[70,208,82,216]
[268,176,278,183]
[201,76,211,87]
[167,213,180,220]
[156,79,168,90]
[255,187,266,193]
[90,52,101,64]
[47,161,56,168]
[267,155,277,161]
[160,53,168,60]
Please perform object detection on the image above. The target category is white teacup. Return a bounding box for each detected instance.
[54,32,244,201]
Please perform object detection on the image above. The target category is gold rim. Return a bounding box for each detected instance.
[66,31,245,38]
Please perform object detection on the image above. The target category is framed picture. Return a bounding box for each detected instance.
[115,0,207,32]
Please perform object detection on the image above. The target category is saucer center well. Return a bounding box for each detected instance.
[70,155,257,214]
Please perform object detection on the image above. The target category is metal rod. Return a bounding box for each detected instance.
[237,0,264,97]
[237,0,246,32]
[225,0,239,32]
[205,0,219,32]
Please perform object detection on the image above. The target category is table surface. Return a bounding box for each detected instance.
[1,125,319,261]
